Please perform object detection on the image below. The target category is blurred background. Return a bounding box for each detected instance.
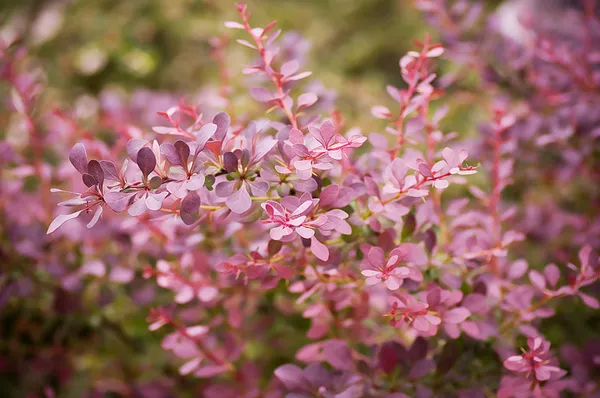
[1,0,598,397]
[0,2,443,396]
[0,0,505,132]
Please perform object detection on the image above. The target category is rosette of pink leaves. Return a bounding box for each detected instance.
[503,337,566,382]
[283,120,367,180]
[361,246,423,290]
[214,121,276,214]
[261,192,350,261]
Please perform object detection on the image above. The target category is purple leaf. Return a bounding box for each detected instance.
[418,163,433,178]
[408,359,435,379]
[251,87,274,103]
[137,147,156,178]
[408,337,428,361]
[127,138,147,160]
[215,180,235,197]
[160,142,182,166]
[319,184,339,208]
[99,160,119,181]
[82,173,98,187]
[323,340,354,371]
[69,143,88,174]
[196,123,217,150]
[274,364,305,390]
[223,152,238,173]
[311,237,329,261]
[181,191,201,225]
[87,160,104,188]
[213,112,230,141]
[104,192,135,212]
[174,140,190,165]
[379,341,407,374]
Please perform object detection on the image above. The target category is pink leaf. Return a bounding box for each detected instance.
[543,263,561,287]
[579,292,600,309]
[297,92,318,110]
[251,87,274,103]
[310,237,329,261]
[86,206,103,228]
[236,39,256,49]
[529,270,546,290]
[280,60,299,76]
[371,105,392,119]
[274,364,305,390]
[226,185,252,214]
[286,71,312,81]
[224,21,245,29]
[323,340,354,371]
[47,210,83,234]
[443,307,471,324]
[508,259,528,279]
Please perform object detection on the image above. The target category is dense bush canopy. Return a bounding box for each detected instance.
[1,1,599,397]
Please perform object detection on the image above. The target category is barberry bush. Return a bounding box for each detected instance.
[1,1,599,397]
